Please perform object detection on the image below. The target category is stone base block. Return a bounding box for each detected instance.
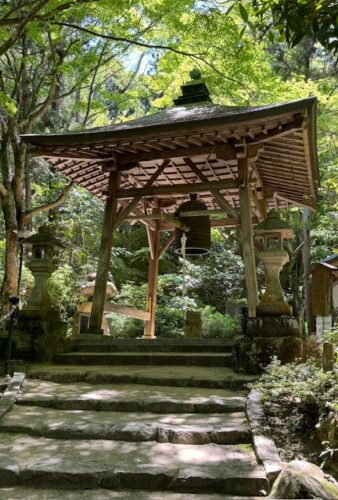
[238,316,302,373]
[234,335,303,374]
[185,311,202,338]
[1,312,70,362]
[247,316,300,338]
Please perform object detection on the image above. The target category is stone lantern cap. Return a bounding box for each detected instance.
[24,225,65,248]
[254,211,293,239]
[80,272,118,299]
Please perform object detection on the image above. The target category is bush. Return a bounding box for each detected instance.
[108,313,144,338]
[155,307,185,338]
[201,306,241,338]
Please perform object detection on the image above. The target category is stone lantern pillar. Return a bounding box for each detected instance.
[254,211,293,317]
[235,212,302,373]
[12,225,68,361]
[24,225,64,313]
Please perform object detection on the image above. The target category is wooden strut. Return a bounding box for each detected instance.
[113,159,171,229]
[183,157,239,221]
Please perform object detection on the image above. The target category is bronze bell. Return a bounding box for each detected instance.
[174,194,211,256]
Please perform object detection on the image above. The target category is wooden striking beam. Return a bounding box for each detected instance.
[119,143,237,168]
[113,179,238,199]
[105,303,150,321]
[183,157,240,221]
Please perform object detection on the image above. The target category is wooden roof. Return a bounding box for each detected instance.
[21,97,319,225]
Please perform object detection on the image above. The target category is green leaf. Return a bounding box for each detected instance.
[239,3,248,23]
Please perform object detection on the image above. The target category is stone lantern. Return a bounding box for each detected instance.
[254,211,293,316]
[12,225,67,361]
[24,225,64,313]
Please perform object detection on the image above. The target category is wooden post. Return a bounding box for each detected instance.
[238,157,259,318]
[143,209,161,338]
[88,169,120,334]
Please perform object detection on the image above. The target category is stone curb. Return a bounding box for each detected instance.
[246,389,283,484]
[0,372,25,419]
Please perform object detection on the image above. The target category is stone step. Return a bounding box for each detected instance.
[0,433,268,495]
[26,364,256,390]
[54,352,233,367]
[17,380,247,413]
[73,338,234,353]
[0,405,251,444]
[0,489,262,500]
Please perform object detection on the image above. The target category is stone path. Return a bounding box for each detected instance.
[0,339,269,498]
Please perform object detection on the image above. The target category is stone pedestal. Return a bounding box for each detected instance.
[257,250,292,316]
[9,309,70,361]
[185,311,202,338]
[234,316,302,374]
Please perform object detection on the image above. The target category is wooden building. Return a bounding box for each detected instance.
[21,73,319,337]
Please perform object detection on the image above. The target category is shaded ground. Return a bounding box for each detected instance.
[264,401,326,468]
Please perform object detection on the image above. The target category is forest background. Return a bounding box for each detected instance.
[0,0,337,338]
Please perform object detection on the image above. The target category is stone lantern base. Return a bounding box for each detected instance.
[8,309,70,362]
[234,316,302,374]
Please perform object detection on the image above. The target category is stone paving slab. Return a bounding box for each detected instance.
[17,380,246,413]
[0,433,268,495]
[26,363,255,390]
[54,352,233,367]
[0,405,250,444]
[0,488,262,499]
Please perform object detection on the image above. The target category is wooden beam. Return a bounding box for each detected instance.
[144,209,161,338]
[238,157,259,318]
[126,209,228,220]
[183,157,239,221]
[243,115,303,145]
[113,179,238,199]
[119,143,237,168]
[105,303,150,321]
[211,217,259,228]
[88,169,120,334]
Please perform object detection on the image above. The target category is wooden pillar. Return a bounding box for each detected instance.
[143,209,161,338]
[88,169,120,334]
[238,157,259,318]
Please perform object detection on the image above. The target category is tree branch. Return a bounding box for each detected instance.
[52,21,252,92]
[22,181,74,221]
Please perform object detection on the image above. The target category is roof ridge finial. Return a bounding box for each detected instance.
[174,69,212,106]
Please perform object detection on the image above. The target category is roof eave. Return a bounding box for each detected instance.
[20,97,317,148]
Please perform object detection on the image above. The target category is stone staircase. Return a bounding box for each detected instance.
[0,338,270,499]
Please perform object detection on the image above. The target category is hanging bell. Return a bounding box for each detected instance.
[174,194,211,256]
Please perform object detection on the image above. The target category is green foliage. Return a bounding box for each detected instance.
[201,306,241,338]
[155,307,185,337]
[48,264,78,316]
[251,358,338,412]
[236,0,338,55]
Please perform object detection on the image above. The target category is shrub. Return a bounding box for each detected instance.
[155,307,185,338]
[201,306,241,338]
